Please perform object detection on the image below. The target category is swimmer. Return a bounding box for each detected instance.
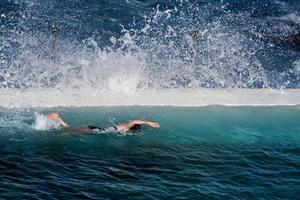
[46,112,160,133]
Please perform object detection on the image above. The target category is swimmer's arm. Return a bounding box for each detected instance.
[58,119,69,128]
[115,120,160,133]
[129,120,160,128]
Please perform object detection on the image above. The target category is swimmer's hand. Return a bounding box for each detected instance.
[147,122,160,128]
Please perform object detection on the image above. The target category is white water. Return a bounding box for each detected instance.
[33,112,61,130]
[1,88,300,107]
[1,1,300,102]
[0,4,277,90]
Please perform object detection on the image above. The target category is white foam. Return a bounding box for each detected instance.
[1,88,300,107]
[293,60,300,77]
[33,112,61,130]
[281,13,300,25]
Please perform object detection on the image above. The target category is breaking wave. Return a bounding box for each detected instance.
[0,0,300,93]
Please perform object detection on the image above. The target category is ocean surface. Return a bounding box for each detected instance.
[1,0,300,199]
[1,106,300,199]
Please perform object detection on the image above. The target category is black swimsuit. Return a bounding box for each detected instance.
[88,124,141,133]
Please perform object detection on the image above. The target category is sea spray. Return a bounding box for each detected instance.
[0,0,299,92]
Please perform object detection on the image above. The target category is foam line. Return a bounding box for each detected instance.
[1,89,300,107]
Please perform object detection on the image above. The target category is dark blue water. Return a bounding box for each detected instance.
[0,106,300,199]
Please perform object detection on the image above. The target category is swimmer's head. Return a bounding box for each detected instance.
[46,112,69,128]
[47,112,63,125]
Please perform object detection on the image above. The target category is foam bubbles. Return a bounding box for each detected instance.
[293,60,300,76]
[282,13,300,25]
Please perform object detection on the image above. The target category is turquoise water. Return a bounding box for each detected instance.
[1,106,299,199]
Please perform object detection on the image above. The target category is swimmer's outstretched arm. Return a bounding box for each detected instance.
[116,120,160,132]
[130,120,160,128]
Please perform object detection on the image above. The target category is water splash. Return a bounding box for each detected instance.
[33,112,61,130]
[0,0,299,91]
